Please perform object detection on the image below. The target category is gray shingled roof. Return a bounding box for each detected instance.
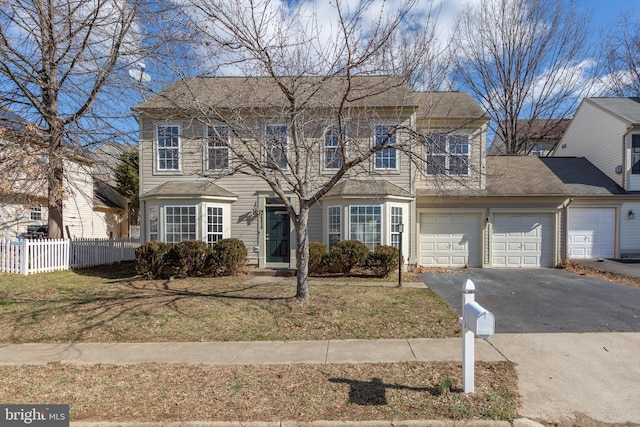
[413,92,487,120]
[141,181,238,199]
[539,157,625,195]
[484,156,570,196]
[586,97,640,124]
[134,76,415,111]
[0,106,28,132]
[324,180,413,198]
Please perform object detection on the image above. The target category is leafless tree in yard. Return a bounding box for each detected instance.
[451,0,593,155]
[154,0,441,301]
[0,0,179,238]
[601,14,640,97]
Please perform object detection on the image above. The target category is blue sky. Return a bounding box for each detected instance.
[581,0,639,34]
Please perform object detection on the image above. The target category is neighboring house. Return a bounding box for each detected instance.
[553,97,640,258]
[0,107,129,239]
[489,119,570,156]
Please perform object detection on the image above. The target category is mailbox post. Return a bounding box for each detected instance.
[461,279,495,393]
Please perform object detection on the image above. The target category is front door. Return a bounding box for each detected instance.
[266,207,290,263]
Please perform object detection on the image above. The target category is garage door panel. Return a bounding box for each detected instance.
[492,214,553,268]
[420,213,481,267]
[568,208,615,259]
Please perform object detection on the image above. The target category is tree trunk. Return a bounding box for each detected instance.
[294,207,310,301]
[47,130,64,239]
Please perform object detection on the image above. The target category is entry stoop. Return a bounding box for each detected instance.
[247,268,297,277]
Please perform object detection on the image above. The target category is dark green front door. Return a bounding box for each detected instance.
[266,207,290,263]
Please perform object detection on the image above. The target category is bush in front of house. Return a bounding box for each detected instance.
[367,245,401,277]
[135,241,172,279]
[209,238,248,276]
[308,241,328,275]
[135,238,247,279]
[328,239,370,275]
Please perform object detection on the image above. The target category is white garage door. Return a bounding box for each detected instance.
[419,213,481,267]
[568,208,615,259]
[492,214,553,267]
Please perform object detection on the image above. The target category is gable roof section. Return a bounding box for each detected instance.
[484,156,570,196]
[585,97,640,125]
[539,157,626,195]
[141,180,238,200]
[0,106,28,132]
[135,76,415,111]
[413,92,487,121]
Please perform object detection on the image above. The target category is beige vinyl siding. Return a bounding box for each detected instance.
[63,160,97,238]
[620,202,640,255]
[308,204,323,243]
[555,102,628,188]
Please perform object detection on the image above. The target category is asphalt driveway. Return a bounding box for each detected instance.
[419,268,640,333]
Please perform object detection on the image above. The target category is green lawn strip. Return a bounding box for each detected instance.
[0,362,519,422]
[0,265,460,343]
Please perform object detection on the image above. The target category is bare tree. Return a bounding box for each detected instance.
[0,0,167,237]
[149,0,440,301]
[601,14,640,97]
[451,0,592,155]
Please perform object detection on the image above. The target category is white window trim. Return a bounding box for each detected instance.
[348,204,382,251]
[374,124,398,171]
[205,125,231,171]
[30,206,42,221]
[264,123,289,170]
[156,124,182,172]
[327,205,342,248]
[389,205,404,249]
[206,203,231,244]
[164,205,197,243]
[323,126,346,171]
[148,206,159,241]
[426,133,471,176]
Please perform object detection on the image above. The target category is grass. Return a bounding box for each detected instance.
[0,263,520,423]
[0,263,460,343]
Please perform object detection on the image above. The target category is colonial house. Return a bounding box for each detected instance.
[0,107,129,239]
[552,97,640,258]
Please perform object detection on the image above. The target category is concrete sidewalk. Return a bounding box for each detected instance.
[2,334,639,425]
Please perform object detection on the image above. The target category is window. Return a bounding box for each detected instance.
[328,206,342,248]
[390,206,403,249]
[207,125,230,170]
[350,205,381,251]
[30,206,42,221]
[157,125,180,171]
[324,127,343,170]
[633,135,640,174]
[148,206,159,241]
[207,206,224,244]
[374,124,397,170]
[265,124,288,169]
[165,206,196,243]
[426,133,469,175]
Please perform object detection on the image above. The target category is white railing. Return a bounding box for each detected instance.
[0,238,140,275]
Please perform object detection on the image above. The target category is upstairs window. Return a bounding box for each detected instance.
[207,125,230,171]
[264,124,289,170]
[324,127,344,170]
[157,125,181,171]
[633,135,640,174]
[374,124,397,170]
[30,206,42,221]
[426,133,470,175]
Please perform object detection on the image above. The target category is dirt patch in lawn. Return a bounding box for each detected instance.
[560,261,640,288]
[0,362,519,422]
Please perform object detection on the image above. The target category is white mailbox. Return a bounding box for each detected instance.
[463,300,495,339]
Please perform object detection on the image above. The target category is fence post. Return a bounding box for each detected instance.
[20,239,29,275]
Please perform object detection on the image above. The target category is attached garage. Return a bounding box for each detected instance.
[568,208,615,259]
[491,213,554,267]
[419,213,482,267]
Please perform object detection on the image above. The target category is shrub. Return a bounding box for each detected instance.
[367,245,401,277]
[308,242,328,275]
[328,240,369,275]
[211,238,248,276]
[135,241,171,279]
[168,240,212,278]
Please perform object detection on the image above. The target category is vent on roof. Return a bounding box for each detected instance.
[615,165,623,174]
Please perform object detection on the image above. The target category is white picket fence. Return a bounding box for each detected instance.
[0,238,140,275]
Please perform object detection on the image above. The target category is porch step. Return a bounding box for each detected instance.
[247,268,296,277]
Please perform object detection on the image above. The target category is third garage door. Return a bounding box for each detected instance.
[492,213,553,267]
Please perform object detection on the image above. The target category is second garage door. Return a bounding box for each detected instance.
[492,213,553,267]
[419,213,481,267]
